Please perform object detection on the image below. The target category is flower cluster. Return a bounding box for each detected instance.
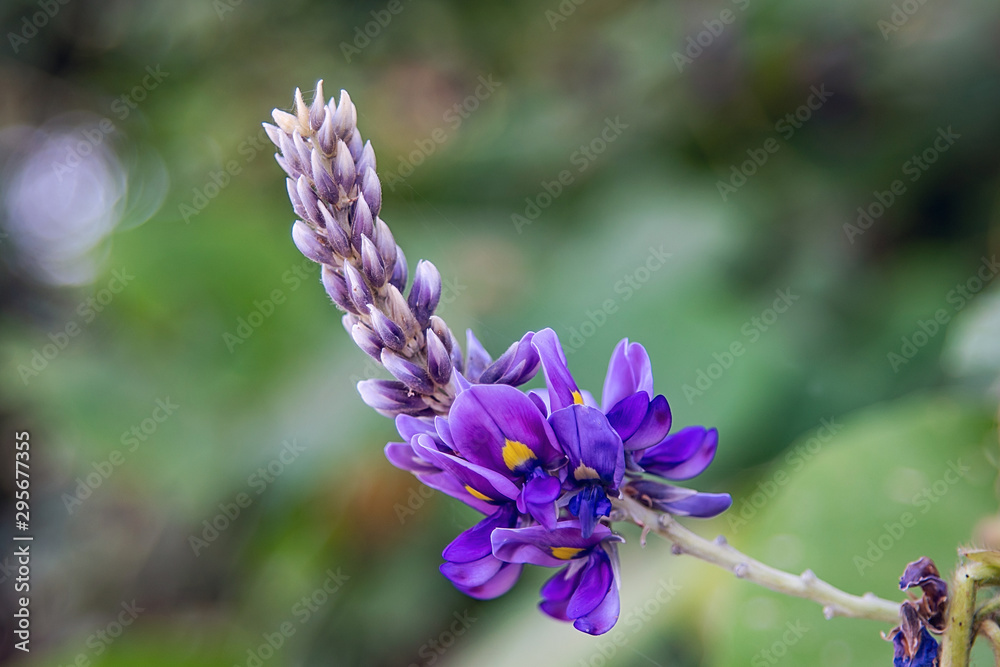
[264,82,537,418]
[885,557,948,667]
[388,328,731,634]
[266,83,730,636]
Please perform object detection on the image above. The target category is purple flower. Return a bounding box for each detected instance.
[532,328,730,533]
[885,557,947,667]
[492,521,624,635]
[440,505,523,600]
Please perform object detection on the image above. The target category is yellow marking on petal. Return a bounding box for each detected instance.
[502,439,537,472]
[551,547,584,560]
[574,463,600,481]
[465,485,493,502]
[571,390,584,405]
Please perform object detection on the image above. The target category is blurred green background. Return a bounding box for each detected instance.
[1,0,999,665]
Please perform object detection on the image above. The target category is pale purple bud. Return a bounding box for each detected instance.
[407,260,442,327]
[318,202,350,256]
[317,112,336,155]
[381,349,434,394]
[352,322,383,361]
[361,168,382,218]
[275,155,295,179]
[465,329,492,381]
[341,313,357,337]
[356,141,377,180]
[332,140,356,189]
[332,90,355,139]
[277,131,303,176]
[287,178,307,219]
[348,130,364,163]
[357,379,429,416]
[291,220,331,264]
[385,283,419,336]
[367,305,405,351]
[360,235,386,287]
[425,329,453,386]
[309,80,326,131]
[322,266,358,314]
[296,175,319,224]
[351,195,374,252]
[429,316,452,354]
[343,262,374,311]
[292,131,312,173]
[373,217,395,272]
[311,151,336,203]
[390,246,408,292]
[262,123,284,150]
[478,332,540,386]
[293,87,309,132]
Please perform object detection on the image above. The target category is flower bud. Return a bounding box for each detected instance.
[360,235,387,287]
[381,349,434,394]
[291,220,331,264]
[322,266,358,314]
[425,329,453,386]
[407,260,442,327]
[368,305,405,351]
[343,262,373,312]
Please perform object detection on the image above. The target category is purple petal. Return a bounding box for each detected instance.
[384,441,438,474]
[623,394,673,451]
[533,328,583,411]
[549,405,624,488]
[416,470,494,515]
[604,392,649,442]
[479,332,541,386]
[567,552,613,618]
[517,469,561,530]
[443,505,518,563]
[629,479,732,518]
[413,435,521,503]
[491,522,618,568]
[574,582,620,635]
[440,553,502,588]
[465,329,493,381]
[449,385,562,475]
[457,562,523,600]
[601,339,653,412]
[434,416,455,450]
[639,426,717,480]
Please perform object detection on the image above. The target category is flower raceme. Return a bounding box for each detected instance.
[387,328,731,634]
[267,83,731,635]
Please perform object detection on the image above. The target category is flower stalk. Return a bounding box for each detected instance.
[610,493,901,623]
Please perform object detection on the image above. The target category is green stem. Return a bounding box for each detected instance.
[977,619,1000,667]
[610,494,900,623]
[941,562,999,667]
